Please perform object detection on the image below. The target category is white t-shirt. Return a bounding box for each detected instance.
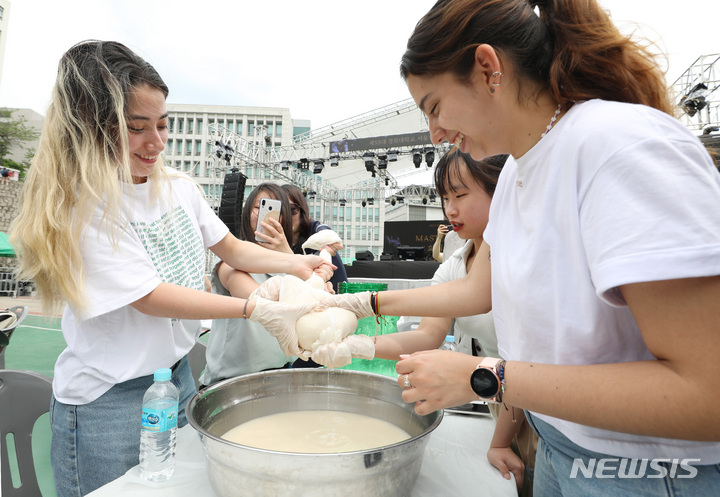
[432,240,498,358]
[485,99,720,463]
[54,171,229,404]
[442,231,464,261]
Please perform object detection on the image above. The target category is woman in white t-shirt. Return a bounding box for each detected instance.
[9,41,330,497]
[323,1,720,495]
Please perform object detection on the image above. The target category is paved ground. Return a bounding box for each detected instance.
[0,294,57,316]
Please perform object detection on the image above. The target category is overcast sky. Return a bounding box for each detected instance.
[1,0,717,128]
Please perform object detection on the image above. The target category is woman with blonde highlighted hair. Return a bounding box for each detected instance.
[10,40,329,496]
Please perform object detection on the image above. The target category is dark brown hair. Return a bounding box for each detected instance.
[434,149,507,203]
[280,184,312,248]
[239,183,293,245]
[401,0,673,114]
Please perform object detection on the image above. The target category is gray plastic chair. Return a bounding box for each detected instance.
[0,369,53,497]
[0,306,30,369]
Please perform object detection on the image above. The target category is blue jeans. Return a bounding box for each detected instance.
[50,357,196,497]
[526,412,720,496]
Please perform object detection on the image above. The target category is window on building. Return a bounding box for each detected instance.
[186,140,192,154]
[197,119,203,134]
[169,117,175,132]
[267,124,273,136]
[355,227,360,240]
[0,7,4,20]
[166,139,173,155]
[362,227,367,241]
[236,121,243,134]
[346,207,352,220]
[355,207,360,222]
[248,122,255,136]
[375,207,380,222]
[178,118,184,134]
[187,119,193,134]
[276,123,282,136]
[195,140,201,154]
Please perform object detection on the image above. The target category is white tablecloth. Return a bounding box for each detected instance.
[88,413,517,497]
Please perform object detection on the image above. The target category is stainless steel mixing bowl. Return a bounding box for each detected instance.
[186,368,442,497]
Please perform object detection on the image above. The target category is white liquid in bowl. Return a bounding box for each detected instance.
[222,410,410,453]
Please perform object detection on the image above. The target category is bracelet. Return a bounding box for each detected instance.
[369,291,378,315]
[243,299,249,320]
[497,360,516,422]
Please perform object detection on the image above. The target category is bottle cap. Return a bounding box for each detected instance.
[445,335,455,343]
[154,368,172,381]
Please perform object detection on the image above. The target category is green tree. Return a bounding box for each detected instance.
[0,108,40,169]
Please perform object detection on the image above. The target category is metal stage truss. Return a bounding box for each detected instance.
[673,53,720,132]
[205,121,449,212]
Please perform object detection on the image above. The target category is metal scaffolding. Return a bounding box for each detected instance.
[672,54,720,132]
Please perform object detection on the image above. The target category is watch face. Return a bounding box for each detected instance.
[470,368,499,399]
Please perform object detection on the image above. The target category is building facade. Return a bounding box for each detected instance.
[0,0,9,89]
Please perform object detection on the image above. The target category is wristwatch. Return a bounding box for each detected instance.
[469,357,502,403]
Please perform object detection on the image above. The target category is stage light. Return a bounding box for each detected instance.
[377,154,388,170]
[330,155,340,167]
[412,149,422,168]
[425,147,435,168]
[385,177,389,186]
[280,161,290,170]
[215,148,223,159]
[362,200,367,207]
[680,83,709,117]
[223,152,232,162]
[313,160,324,174]
[387,150,399,162]
[367,198,374,206]
[302,187,308,197]
[429,192,436,203]
[390,196,397,206]
[299,158,309,171]
[363,152,376,172]
[422,196,428,205]
[339,198,347,206]
[264,136,272,146]
[396,195,405,204]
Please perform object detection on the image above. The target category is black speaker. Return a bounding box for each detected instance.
[355,250,374,261]
[218,172,247,237]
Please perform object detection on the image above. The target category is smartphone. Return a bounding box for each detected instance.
[444,401,490,416]
[255,198,282,243]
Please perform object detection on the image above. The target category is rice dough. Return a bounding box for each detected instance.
[222,410,410,453]
[296,307,358,350]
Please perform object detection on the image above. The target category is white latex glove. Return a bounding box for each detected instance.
[249,297,319,356]
[310,335,375,369]
[320,292,374,319]
[249,275,285,301]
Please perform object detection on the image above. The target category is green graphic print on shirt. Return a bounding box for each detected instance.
[131,206,205,291]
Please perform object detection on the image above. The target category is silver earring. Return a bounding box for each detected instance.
[491,71,503,87]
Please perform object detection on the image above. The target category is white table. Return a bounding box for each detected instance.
[89,412,517,497]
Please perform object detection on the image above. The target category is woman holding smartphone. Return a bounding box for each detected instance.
[200,183,305,386]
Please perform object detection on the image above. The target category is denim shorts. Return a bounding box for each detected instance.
[526,412,720,497]
[50,357,196,497]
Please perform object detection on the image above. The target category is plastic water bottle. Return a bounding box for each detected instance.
[139,368,179,482]
[440,335,457,351]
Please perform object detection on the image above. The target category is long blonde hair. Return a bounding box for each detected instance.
[10,40,170,314]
